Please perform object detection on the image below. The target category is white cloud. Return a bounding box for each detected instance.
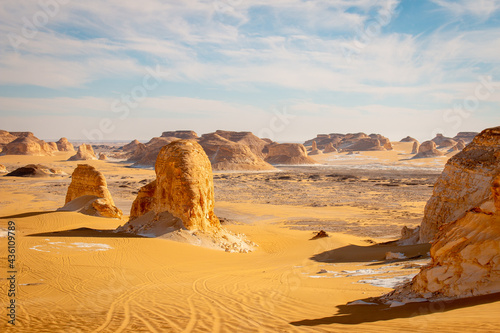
[431,0,500,19]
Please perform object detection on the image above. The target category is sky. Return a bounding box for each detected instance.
[0,0,499,143]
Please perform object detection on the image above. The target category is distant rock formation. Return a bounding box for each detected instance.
[412,140,444,159]
[98,153,108,160]
[128,137,178,167]
[304,132,392,151]
[199,133,274,171]
[47,142,58,151]
[453,132,478,144]
[118,140,254,252]
[449,139,466,152]
[411,141,419,154]
[68,144,98,161]
[5,164,66,177]
[419,126,500,243]
[309,141,322,155]
[121,139,141,152]
[0,164,6,173]
[323,142,338,153]
[61,164,122,219]
[400,136,418,143]
[1,133,54,156]
[210,130,269,158]
[432,133,456,148]
[265,143,316,165]
[161,130,198,140]
[343,138,385,151]
[0,130,17,149]
[56,137,74,151]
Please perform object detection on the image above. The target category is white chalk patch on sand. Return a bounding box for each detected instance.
[341,269,387,276]
[347,300,378,306]
[356,273,417,289]
[30,241,113,252]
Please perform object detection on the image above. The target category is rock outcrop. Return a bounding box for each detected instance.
[1,133,54,156]
[56,137,74,151]
[309,141,322,155]
[47,142,58,151]
[453,132,478,144]
[5,164,66,177]
[411,141,419,154]
[0,130,17,149]
[128,137,178,167]
[198,133,273,171]
[202,130,269,158]
[412,140,444,159]
[400,136,418,143]
[0,164,7,173]
[68,144,98,161]
[369,134,393,150]
[62,164,122,218]
[419,126,500,242]
[121,139,141,152]
[323,142,338,153]
[161,130,198,140]
[118,140,255,252]
[265,143,316,165]
[98,153,108,160]
[304,132,392,151]
[432,133,456,148]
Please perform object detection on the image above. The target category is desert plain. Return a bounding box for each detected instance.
[1,140,499,333]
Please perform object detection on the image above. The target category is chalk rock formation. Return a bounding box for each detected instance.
[369,134,393,150]
[304,134,344,150]
[0,130,17,149]
[432,133,456,148]
[161,130,198,140]
[98,153,108,160]
[412,140,444,159]
[449,139,466,152]
[265,143,316,165]
[47,142,58,151]
[419,126,500,243]
[453,132,478,144]
[400,136,418,143]
[129,180,157,220]
[411,141,419,154]
[344,138,385,151]
[62,164,122,218]
[199,133,273,171]
[210,130,269,158]
[309,141,322,155]
[119,140,255,252]
[323,142,338,153]
[0,164,6,173]
[68,144,98,161]
[128,137,178,167]
[122,139,141,152]
[5,164,66,177]
[2,133,54,156]
[56,137,74,151]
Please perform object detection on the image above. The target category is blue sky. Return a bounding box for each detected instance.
[0,0,499,142]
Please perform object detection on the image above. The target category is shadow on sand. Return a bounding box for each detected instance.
[290,292,500,326]
[310,242,431,264]
[27,227,145,238]
[0,211,58,219]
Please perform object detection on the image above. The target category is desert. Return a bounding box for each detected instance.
[1,126,499,332]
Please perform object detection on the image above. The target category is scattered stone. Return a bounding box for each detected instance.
[311,230,329,240]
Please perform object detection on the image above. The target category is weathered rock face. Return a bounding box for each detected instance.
[0,164,7,173]
[0,130,17,148]
[432,133,456,147]
[410,180,500,298]
[265,143,316,164]
[68,144,98,161]
[453,132,478,144]
[56,137,74,151]
[411,141,419,154]
[5,164,66,177]
[98,153,108,160]
[323,142,338,153]
[400,136,418,143]
[199,133,273,171]
[47,142,58,151]
[304,133,344,149]
[304,132,392,151]
[154,140,220,231]
[128,137,177,167]
[161,130,198,140]
[64,164,122,219]
[412,140,444,159]
[419,126,500,243]
[129,180,156,220]
[369,134,393,150]
[2,133,54,156]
